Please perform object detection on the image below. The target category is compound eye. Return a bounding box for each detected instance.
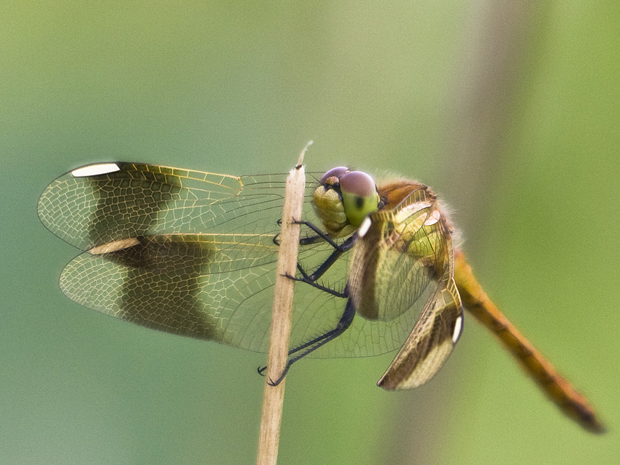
[339,170,380,227]
[339,171,376,198]
[320,166,349,184]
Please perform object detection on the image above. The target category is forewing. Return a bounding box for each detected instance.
[39,162,409,357]
[348,184,464,384]
[39,163,322,351]
[348,185,441,322]
[377,276,463,389]
[37,162,293,250]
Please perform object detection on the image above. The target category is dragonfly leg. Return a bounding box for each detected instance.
[258,297,356,385]
[274,218,353,248]
[272,231,325,247]
[284,271,347,298]
[294,232,357,284]
[276,218,358,287]
[293,219,354,251]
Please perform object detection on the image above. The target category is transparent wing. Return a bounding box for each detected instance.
[38,162,417,358]
[378,275,462,389]
[348,185,463,386]
[349,185,443,322]
[38,162,294,250]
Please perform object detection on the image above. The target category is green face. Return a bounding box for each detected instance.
[313,167,380,238]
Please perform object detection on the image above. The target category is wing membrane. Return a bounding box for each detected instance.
[348,184,464,387]
[38,162,292,250]
[39,162,421,358]
[59,234,280,349]
[378,267,463,389]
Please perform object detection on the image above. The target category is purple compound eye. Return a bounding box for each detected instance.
[339,171,376,198]
[320,166,349,184]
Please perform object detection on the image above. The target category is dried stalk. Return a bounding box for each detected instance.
[256,143,310,465]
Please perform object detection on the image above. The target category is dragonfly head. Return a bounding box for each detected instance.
[313,167,380,238]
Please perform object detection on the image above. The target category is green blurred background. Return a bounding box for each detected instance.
[1,1,618,464]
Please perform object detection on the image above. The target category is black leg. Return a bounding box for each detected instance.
[293,219,355,252]
[259,218,359,383]
[274,218,358,283]
[294,233,357,283]
[296,245,345,283]
[273,231,325,247]
[258,296,357,385]
[275,218,358,252]
[284,271,347,298]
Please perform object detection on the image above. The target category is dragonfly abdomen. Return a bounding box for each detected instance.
[453,250,605,433]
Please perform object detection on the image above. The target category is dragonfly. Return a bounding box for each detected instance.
[38,162,603,433]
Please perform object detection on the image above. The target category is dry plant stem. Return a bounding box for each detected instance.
[256,144,309,465]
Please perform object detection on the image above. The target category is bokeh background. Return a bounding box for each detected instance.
[2,1,618,464]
